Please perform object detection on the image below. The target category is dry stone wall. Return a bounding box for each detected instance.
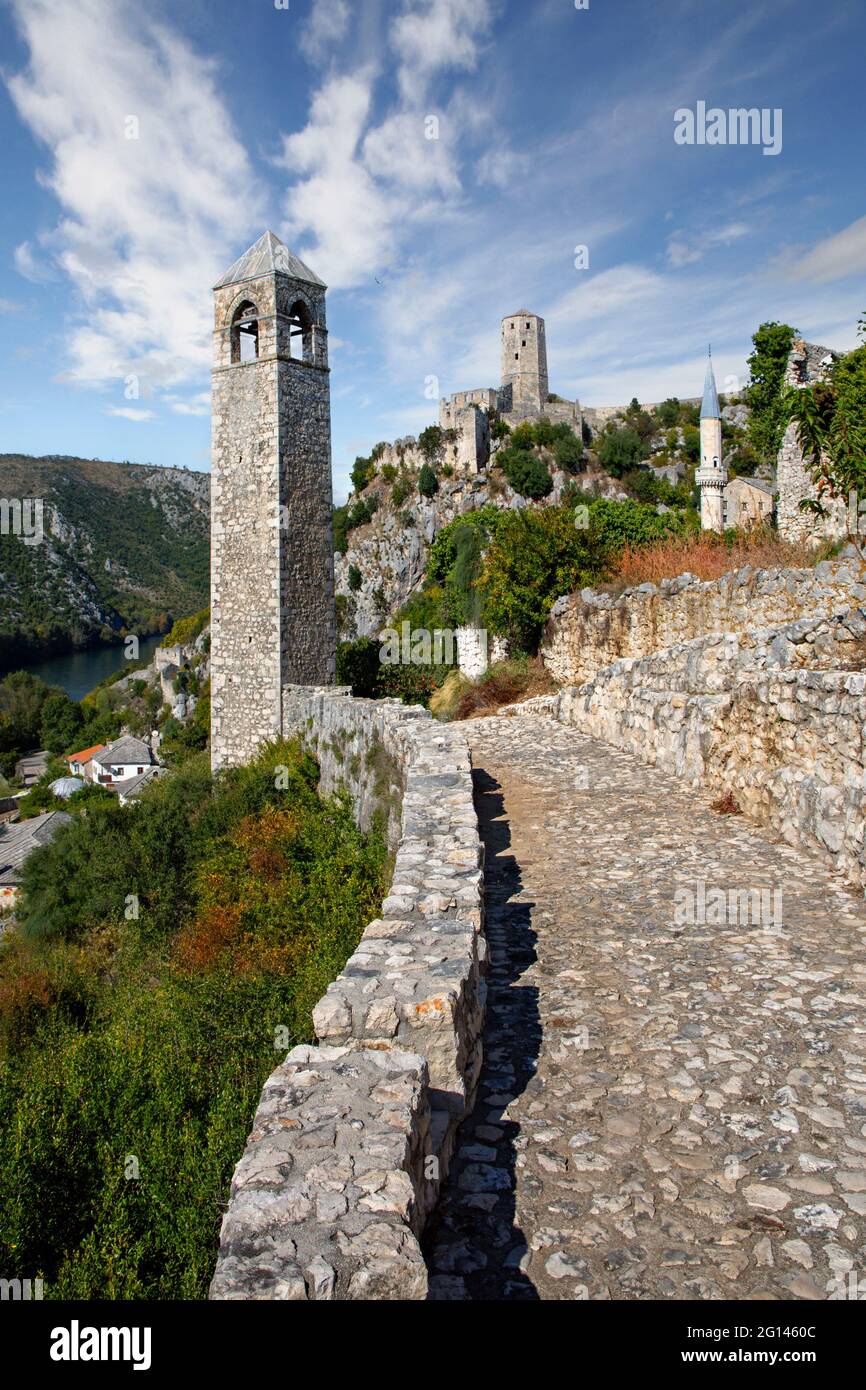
[542,558,864,689]
[516,605,866,894]
[210,688,484,1300]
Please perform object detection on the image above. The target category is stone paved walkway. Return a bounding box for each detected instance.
[424,715,866,1301]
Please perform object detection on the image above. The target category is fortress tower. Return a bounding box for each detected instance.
[500,310,549,416]
[696,350,726,531]
[210,231,336,770]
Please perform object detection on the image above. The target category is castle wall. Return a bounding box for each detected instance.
[210,688,484,1301]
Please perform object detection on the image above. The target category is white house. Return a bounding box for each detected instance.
[91,736,159,787]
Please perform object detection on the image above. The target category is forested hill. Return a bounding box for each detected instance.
[0,453,210,667]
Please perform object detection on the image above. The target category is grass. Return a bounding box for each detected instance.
[604,527,841,594]
[453,655,554,721]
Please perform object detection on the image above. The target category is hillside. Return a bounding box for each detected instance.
[333,394,761,639]
[0,454,210,666]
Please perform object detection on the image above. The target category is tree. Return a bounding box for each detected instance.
[39,691,84,755]
[418,425,448,465]
[480,505,605,653]
[347,564,362,592]
[598,425,644,477]
[418,463,439,499]
[499,447,552,499]
[656,398,682,427]
[745,320,796,462]
[351,454,375,493]
[0,672,52,753]
[783,339,866,560]
[336,637,381,697]
[556,430,589,475]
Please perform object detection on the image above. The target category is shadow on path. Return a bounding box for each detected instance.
[423,766,541,1299]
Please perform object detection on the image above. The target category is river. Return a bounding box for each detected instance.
[2,635,163,701]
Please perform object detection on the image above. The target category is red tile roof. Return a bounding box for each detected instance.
[66,744,105,765]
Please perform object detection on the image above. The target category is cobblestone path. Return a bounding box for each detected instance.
[425,715,866,1301]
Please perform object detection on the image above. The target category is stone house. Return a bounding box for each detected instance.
[723,476,776,529]
[0,810,72,911]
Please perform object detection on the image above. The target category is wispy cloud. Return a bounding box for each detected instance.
[6,0,265,389]
[787,214,866,285]
[299,0,351,66]
[106,405,154,422]
[666,221,752,268]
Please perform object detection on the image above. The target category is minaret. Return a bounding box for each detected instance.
[696,348,726,531]
[210,231,336,770]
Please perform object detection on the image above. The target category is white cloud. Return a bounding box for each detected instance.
[170,391,211,416]
[106,406,154,421]
[299,0,351,65]
[6,0,266,389]
[0,298,24,313]
[14,240,55,283]
[666,222,751,269]
[391,0,493,100]
[277,1,496,290]
[278,72,398,289]
[789,214,866,285]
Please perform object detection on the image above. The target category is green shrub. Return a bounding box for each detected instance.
[164,608,210,649]
[480,504,605,653]
[598,425,645,477]
[336,637,381,697]
[0,740,387,1298]
[391,472,412,508]
[351,454,376,493]
[499,447,552,499]
[552,429,584,472]
[347,564,362,593]
[681,424,701,463]
[418,463,439,499]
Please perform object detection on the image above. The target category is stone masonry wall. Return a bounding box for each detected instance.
[210,688,484,1300]
[776,338,848,546]
[541,558,864,689]
[210,269,336,772]
[515,606,866,894]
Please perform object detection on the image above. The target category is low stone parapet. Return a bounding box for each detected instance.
[211,688,484,1300]
[209,1045,431,1300]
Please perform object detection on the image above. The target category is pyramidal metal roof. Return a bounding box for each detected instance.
[214,231,325,290]
[701,351,720,418]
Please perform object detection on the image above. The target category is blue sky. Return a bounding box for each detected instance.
[0,0,864,502]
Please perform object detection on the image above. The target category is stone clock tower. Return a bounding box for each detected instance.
[210,231,336,770]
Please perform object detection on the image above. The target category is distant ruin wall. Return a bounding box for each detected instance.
[210,688,484,1301]
[541,559,864,689]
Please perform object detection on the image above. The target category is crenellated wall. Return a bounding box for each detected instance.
[210,687,484,1301]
